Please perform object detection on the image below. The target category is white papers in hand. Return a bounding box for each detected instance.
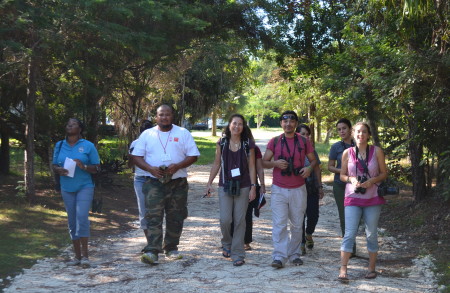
[64,157,77,178]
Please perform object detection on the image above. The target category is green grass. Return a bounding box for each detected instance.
[0,202,70,281]
[194,136,218,165]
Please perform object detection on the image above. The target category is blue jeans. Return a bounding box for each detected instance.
[61,187,94,240]
[341,205,382,253]
[134,176,148,230]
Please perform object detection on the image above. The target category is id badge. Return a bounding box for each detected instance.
[161,153,172,162]
[231,168,241,177]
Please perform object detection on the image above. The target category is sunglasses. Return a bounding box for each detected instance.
[281,114,297,121]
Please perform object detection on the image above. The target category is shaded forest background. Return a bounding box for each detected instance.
[0,0,449,204]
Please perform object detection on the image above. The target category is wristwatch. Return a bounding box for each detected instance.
[250,183,258,187]
[84,164,88,170]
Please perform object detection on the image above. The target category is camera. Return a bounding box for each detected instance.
[225,180,241,196]
[377,181,400,197]
[355,175,368,194]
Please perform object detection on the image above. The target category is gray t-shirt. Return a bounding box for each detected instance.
[329,141,353,184]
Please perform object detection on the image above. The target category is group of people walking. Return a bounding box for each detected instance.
[53,105,388,282]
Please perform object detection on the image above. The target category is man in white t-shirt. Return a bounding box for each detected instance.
[132,105,200,265]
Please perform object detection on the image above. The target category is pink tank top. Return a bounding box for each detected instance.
[344,146,385,207]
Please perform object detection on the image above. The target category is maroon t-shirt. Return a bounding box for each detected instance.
[218,138,256,188]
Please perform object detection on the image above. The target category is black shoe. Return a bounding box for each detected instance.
[292,258,304,266]
[271,260,283,268]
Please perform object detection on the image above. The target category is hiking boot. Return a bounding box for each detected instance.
[292,258,304,266]
[80,257,90,268]
[271,260,283,268]
[141,252,159,265]
[305,234,314,249]
[165,250,183,260]
[67,258,81,266]
[301,243,306,255]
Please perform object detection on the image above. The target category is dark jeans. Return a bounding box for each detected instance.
[302,183,320,244]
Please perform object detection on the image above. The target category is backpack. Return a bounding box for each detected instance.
[219,137,250,157]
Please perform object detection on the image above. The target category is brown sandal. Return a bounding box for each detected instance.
[338,265,349,283]
[365,271,377,279]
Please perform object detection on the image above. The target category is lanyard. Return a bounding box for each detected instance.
[158,130,172,154]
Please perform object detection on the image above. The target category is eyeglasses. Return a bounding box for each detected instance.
[281,114,297,121]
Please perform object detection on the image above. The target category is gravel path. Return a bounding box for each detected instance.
[5,164,439,292]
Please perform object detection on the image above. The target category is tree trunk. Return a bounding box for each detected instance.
[316,116,322,142]
[25,52,38,203]
[0,122,10,175]
[211,110,217,137]
[365,90,380,147]
[309,103,316,147]
[324,127,333,144]
[408,118,427,201]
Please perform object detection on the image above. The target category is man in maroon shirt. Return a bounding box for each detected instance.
[263,110,317,268]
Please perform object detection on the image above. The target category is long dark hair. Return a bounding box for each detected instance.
[222,114,254,141]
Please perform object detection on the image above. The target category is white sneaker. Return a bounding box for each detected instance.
[67,258,81,266]
[80,257,90,268]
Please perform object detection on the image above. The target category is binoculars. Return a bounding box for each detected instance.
[225,180,241,196]
[278,156,302,176]
[355,175,368,194]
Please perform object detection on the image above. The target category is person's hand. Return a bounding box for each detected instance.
[73,159,85,170]
[260,185,266,194]
[56,166,69,176]
[204,184,214,197]
[360,179,375,189]
[166,163,180,175]
[148,166,165,178]
[249,186,256,201]
[275,159,289,170]
[300,167,312,178]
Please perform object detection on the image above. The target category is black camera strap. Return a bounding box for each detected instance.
[281,134,305,171]
[355,145,370,176]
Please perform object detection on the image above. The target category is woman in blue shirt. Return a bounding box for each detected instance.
[52,118,100,268]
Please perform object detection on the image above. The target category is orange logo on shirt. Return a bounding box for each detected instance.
[174,137,179,142]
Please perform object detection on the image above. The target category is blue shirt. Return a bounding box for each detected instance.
[329,140,352,184]
[53,139,100,192]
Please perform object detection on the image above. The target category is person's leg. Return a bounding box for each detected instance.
[362,205,382,276]
[134,176,148,237]
[305,193,319,236]
[163,178,189,253]
[230,187,249,262]
[287,185,307,262]
[339,250,352,281]
[218,187,234,255]
[75,187,94,265]
[332,181,346,237]
[142,180,166,254]
[271,185,289,265]
[61,190,80,260]
[341,205,362,254]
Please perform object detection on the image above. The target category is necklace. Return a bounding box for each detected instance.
[230,140,240,150]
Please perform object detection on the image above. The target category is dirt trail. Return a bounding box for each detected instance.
[5,164,438,292]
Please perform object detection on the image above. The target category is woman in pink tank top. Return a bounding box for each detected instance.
[337,122,388,282]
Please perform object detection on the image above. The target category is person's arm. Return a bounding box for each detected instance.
[359,146,388,189]
[262,148,289,170]
[339,149,357,186]
[133,156,165,178]
[73,159,100,174]
[166,156,198,175]
[328,159,340,174]
[248,148,257,201]
[314,163,324,199]
[205,144,222,196]
[256,157,266,194]
[53,164,68,176]
[300,152,317,178]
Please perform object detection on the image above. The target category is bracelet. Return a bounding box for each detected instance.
[250,183,258,187]
[84,164,88,170]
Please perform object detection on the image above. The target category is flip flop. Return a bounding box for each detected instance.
[365,271,377,279]
[233,260,245,266]
[222,248,231,258]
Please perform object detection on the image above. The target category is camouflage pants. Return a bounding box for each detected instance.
[142,177,189,254]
